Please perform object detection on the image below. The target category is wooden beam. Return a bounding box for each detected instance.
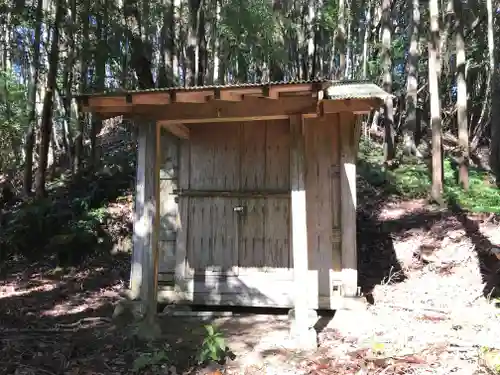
[160,122,190,139]
[174,140,190,297]
[159,115,288,125]
[83,84,323,108]
[79,82,385,111]
[339,112,358,298]
[88,95,128,107]
[134,92,171,105]
[84,95,313,119]
[83,97,380,123]
[130,120,160,322]
[320,98,380,115]
[212,88,242,102]
[290,114,316,349]
[153,122,161,311]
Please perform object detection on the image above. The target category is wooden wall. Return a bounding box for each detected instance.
[304,116,342,302]
[157,115,344,308]
[158,129,179,284]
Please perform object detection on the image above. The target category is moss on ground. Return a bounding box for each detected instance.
[358,138,500,213]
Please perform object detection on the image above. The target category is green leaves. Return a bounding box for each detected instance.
[197,324,229,364]
[132,347,170,372]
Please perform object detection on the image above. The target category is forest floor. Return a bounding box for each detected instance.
[1,198,499,374]
[1,128,500,374]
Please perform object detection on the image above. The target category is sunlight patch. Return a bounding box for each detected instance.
[378,199,428,221]
[41,295,107,317]
[0,280,59,299]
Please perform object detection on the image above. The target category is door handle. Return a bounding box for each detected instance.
[233,205,246,214]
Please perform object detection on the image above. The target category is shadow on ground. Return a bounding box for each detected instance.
[0,124,296,374]
[357,155,500,301]
[0,254,293,374]
[356,171,407,302]
[448,198,500,298]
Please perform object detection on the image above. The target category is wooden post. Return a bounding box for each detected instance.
[289,115,317,350]
[174,140,190,298]
[129,121,161,333]
[339,112,358,299]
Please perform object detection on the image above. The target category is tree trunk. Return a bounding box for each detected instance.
[487,0,500,180]
[35,0,63,198]
[429,0,443,202]
[454,0,468,190]
[306,0,315,79]
[362,0,372,79]
[90,0,107,169]
[335,0,346,79]
[403,0,420,156]
[73,0,90,175]
[23,0,43,196]
[381,0,394,162]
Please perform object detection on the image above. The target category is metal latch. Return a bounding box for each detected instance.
[233,206,246,214]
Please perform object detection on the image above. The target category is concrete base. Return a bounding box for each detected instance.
[289,325,318,350]
[112,299,146,327]
[112,299,163,340]
[329,304,372,337]
[287,308,318,350]
[136,315,163,340]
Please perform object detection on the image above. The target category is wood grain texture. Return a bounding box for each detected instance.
[160,115,353,309]
[304,115,342,303]
[290,114,309,334]
[339,112,358,296]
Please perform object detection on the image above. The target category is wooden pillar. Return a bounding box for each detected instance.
[130,121,160,320]
[289,115,316,349]
[339,112,358,298]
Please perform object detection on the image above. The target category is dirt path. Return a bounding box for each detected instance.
[0,199,499,374]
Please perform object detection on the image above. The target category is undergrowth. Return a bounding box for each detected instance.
[358,138,500,213]
[0,146,136,268]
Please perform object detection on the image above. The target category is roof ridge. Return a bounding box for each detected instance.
[72,78,376,98]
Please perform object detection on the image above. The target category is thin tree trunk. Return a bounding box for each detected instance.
[35,0,63,198]
[487,0,500,180]
[454,0,468,189]
[23,0,43,196]
[335,0,346,79]
[73,0,90,175]
[403,0,421,156]
[306,0,315,79]
[381,0,394,162]
[429,0,443,202]
[362,0,372,79]
[90,0,107,169]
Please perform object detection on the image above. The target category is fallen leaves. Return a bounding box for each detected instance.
[479,348,500,374]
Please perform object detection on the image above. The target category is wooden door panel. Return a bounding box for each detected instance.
[186,197,239,276]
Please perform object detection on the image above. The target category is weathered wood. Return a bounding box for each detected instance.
[290,114,312,348]
[160,123,189,139]
[304,115,342,309]
[339,112,358,298]
[86,83,323,108]
[239,120,291,274]
[174,189,290,198]
[320,99,378,116]
[130,121,159,319]
[174,140,190,292]
[85,95,380,122]
[158,272,342,308]
[158,130,179,273]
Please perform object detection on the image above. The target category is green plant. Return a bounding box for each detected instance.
[197,324,228,364]
[132,345,170,372]
[358,138,500,213]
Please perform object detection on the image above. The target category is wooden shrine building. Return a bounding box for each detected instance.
[77,80,390,319]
